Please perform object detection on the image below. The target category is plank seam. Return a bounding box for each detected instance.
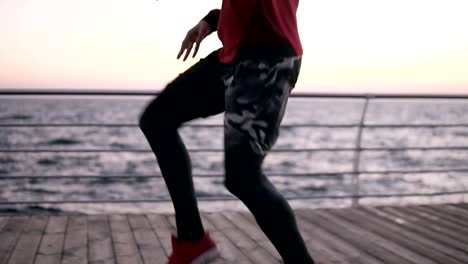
[144,214,167,258]
[203,213,253,263]
[128,214,149,264]
[219,212,279,262]
[107,215,118,264]
[5,216,30,264]
[59,216,70,264]
[31,216,49,264]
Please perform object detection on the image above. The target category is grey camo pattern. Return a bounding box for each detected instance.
[223,56,302,156]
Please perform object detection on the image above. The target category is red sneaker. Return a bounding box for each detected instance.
[168,232,220,264]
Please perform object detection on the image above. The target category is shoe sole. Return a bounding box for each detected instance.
[190,247,221,264]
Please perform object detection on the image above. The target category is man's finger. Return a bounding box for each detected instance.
[193,41,201,58]
[177,45,185,59]
[177,38,188,59]
[184,42,194,61]
[193,35,202,58]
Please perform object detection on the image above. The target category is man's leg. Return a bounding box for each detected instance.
[139,50,225,240]
[223,57,315,264]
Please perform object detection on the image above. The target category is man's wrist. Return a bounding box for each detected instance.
[202,9,220,33]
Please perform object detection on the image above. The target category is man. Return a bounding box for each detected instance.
[139,1,316,263]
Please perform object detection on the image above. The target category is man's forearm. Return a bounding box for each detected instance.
[202,9,220,32]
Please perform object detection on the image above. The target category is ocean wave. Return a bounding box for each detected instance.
[300,185,328,192]
[0,157,15,164]
[110,142,132,149]
[0,205,73,215]
[37,158,59,166]
[46,138,82,145]
[16,188,60,195]
[195,190,217,197]
[86,177,149,185]
[0,114,33,121]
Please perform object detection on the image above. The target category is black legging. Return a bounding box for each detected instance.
[139,50,314,264]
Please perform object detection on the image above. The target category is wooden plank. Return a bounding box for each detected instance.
[319,209,425,264]
[36,255,63,264]
[416,205,468,229]
[363,206,466,264]
[221,212,266,243]
[354,207,462,264]
[165,215,177,234]
[434,205,468,225]
[208,213,276,264]
[127,214,165,264]
[145,214,174,257]
[451,203,468,211]
[247,248,281,264]
[391,206,468,251]
[233,209,352,264]
[7,216,48,264]
[23,216,48,234]
[36,216,68,264]
[0,216,30,263]
[302,209,414,264]
[87,215,115,264]
[109,215,143,264]
[62,216,87,264]
[128,215,166,263]
[236,210,339,263]
[296,210,370,264]
[45,216,68,234]
[2,205,467,264]
[382,207,468,259]
[331,208,438,264]
[389,206,468,248]
[402,206,468,244]
[237,211,285,260]
[446,204,468,217]
[210,258,225,264]
[0,217,9,232]
[201,213,252,264]
[214,214,257,252]
[222,211,284,262]
[296,208,384,264]
[239,212,256,225]
[38,216,68,253]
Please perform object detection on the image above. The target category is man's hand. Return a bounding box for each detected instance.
[177,20,211,61]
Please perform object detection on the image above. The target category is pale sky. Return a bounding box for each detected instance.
[1,0,468,94]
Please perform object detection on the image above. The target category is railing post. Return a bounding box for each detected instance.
[352,94,372,207]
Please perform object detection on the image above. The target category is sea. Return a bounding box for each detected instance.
[1,95,468,215]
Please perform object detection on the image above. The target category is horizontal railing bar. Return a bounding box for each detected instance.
[361,168,468,174]
[0,172,346,179]
[287,190,468,200]
[0,123,360,128]
[2,146,468,153]
[0,148,351,153]
[353,190,468,198]
[2,89,468,99]
[2,168,468,180]
[1,190,466,205]
[363,146,468,151]
[2,123,468,128]
[366,124,468,128]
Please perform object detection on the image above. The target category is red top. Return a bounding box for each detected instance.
[203,0,303,63]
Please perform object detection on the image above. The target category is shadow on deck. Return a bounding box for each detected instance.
[1,203,468,264]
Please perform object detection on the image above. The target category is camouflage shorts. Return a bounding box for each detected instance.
[223,56,302,156]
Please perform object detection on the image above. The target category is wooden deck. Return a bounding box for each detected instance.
[0,203,467,264]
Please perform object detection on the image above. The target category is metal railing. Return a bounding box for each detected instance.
[1,89,468,206]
